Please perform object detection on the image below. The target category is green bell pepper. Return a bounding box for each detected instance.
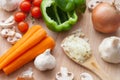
[41,0,78,32]
[75,0,86,13]
[54,0,75,12]
[55,0,86,13]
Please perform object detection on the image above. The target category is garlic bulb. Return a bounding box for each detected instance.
[34,49,56,71]
[99,36,120,63]
[0,0,20,12]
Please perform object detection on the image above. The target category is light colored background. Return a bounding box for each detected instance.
[0,0,120,80]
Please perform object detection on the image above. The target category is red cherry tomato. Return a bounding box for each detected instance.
[33,0,42,7]
[24,0,33,2]
[14,12,26,22]
[31,7,42,18]
[18,21,29,33]
[20,1,31,13]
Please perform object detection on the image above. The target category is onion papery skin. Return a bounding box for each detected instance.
[92,3,120,33]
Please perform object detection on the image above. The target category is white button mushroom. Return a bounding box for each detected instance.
[0,29,9,37]
[0,16,15,28]
[7,30,15,37]
[99,36,120,63]
[0,16,22,45]
[34,49,56,71]
[17,68,34,80]
[80,72,93,80]
[56,67,74,80]
[87,0,102,11]
[15,32,22,39]
[0,28,15,38]
[4,16,15,24]
[7,32,22,44]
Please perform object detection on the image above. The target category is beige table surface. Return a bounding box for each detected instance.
[0,0,120,80]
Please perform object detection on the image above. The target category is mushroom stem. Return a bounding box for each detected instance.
[56,67,74,80]
[61,67,68,76]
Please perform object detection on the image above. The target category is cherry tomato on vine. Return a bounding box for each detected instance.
[20,1,31,13]
[14,12,26,22]
[18,21,29,33]
[31,7,42,18]
[33,0,42,7]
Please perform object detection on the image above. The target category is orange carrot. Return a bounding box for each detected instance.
[0,27,47,69]
[0,25,41,66]
[3,36,55,75]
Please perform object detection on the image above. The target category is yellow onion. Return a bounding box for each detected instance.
[92,2,120,33]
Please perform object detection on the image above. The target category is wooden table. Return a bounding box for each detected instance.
[0,0,120,80]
